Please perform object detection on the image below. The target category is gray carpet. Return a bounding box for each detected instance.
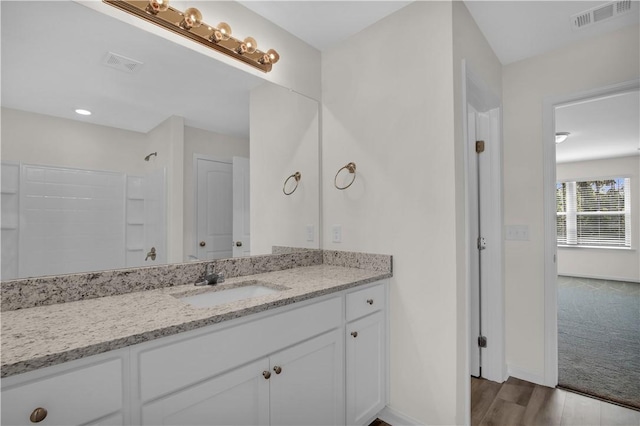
[558,276,640,409]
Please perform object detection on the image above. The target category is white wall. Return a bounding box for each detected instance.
[250,83,320,255]
[1,107,148,175]
[81,0,321,100]
[502,24,640,379]
[452,1,503,420]
[557,155,640,282]
[183,126,249,260]
[147,116,184,264]
[322,2,461,423]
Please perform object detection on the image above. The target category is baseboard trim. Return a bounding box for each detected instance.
[558,273,640,284]
[378,405,424,426]
[507,365,547,387]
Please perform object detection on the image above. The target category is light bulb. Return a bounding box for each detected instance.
[217,22,232,40]
[209,22,232,43]
[180,7,202,30]
[146,0,169,14]
[243,37,257,54]
[267,49,280,64]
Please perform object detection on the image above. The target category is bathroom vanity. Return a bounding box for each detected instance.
[1,252,391,426]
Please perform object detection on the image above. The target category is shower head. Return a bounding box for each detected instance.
[144,152,158,161]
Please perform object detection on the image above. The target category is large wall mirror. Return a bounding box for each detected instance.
[1,1,320,280]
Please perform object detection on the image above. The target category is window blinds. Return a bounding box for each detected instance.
[556,178,631,247]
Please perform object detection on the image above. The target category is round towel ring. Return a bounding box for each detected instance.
[283,172,301,195]
[334,162,356,190]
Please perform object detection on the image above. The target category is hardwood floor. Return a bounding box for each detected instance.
[472,377,640,426]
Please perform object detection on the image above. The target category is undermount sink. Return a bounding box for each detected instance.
[178,282,281,308]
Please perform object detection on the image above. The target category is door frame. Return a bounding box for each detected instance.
[541,78,640,387]
[462,60,505,424]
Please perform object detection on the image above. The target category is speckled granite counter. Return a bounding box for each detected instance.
[1,264,391,378]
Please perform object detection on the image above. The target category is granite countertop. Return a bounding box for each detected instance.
[1,264,390,378]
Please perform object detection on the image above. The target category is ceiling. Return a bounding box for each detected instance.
[239,1,412,51]
[464,1,639,65]
[555,91,640,164]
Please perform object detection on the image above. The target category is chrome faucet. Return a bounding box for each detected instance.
[195,263,225,286]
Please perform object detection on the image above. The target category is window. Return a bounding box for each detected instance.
[557,178,631,248]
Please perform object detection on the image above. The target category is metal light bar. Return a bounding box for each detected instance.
[103,0,278,73]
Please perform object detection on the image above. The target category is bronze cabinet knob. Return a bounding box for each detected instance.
[351,331,358,338]
[366,299,374,305]
[273,365,282,374]
[235,241,243,247]
[262,371,271,379]
[30,407,48,423]
[199,241,206,247]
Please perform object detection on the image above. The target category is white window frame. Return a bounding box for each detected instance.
[556,177,631,249]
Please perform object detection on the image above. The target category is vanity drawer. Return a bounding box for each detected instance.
[1,358,123,426]
[346,282,385,322]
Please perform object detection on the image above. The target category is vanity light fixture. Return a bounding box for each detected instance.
[75,109,92,116]
[555,132,570,144]
[103,0,280,73]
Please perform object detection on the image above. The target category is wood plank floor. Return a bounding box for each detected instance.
[472,377,640,426]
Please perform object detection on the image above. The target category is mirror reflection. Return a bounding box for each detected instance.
[1,1,320,280]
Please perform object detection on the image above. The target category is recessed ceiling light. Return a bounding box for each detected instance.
[75,109,92,116]
[555,132,570,144]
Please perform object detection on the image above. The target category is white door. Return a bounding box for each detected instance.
[346,311,385,426]
[232,157,250,257]
[141,358,270,425]
[469,107,492,378]
[196,158,233,260]
[270,329,344,426]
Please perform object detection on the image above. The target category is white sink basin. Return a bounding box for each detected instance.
[179,284,280,308]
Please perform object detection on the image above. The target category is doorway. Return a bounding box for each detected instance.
[542,79,640,399]
[553,89,640,408]
[463,61,505,389]
[194,156,250,260]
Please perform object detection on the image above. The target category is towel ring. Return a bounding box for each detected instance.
[334,162,357,190]
[283,172,301,195]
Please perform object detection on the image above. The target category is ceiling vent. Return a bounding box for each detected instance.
[571,1,635,30]
[102,52,143,73]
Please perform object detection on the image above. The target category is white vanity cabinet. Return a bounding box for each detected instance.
[1,279,388,426]
[0,350,129,426]
[133,295,345,426]
[345,283,387,426]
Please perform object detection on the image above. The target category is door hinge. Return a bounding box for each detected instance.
[475,140,485,153]
[477,237,487,251]
[478,335,487,348]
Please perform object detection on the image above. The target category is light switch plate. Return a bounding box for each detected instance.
[306,225,314,242]
[505,225,530,241]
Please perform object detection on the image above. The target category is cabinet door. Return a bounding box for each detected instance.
[141,358,269,426]
[346,311,385,426]
[270,329,344,426]
[1,359,123,426]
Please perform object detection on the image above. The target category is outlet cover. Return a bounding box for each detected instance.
[306,225,314,242]
[332,225,342,243]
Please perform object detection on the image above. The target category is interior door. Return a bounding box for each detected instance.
[232,156,250,257]
[468,108,481,378]
[469,107,493,378]
[196,158,233,260]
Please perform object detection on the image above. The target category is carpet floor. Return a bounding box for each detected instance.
[558,275,640,409]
